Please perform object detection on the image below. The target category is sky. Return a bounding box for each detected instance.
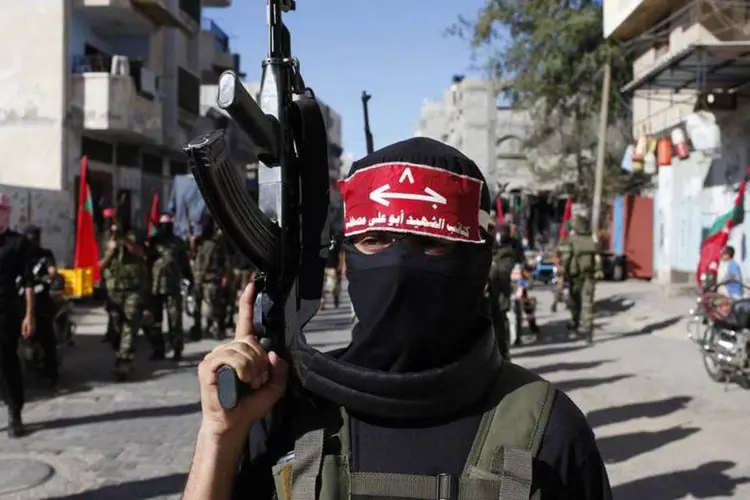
[204,0,489,161]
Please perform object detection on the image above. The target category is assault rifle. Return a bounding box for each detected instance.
[184,0,330,410]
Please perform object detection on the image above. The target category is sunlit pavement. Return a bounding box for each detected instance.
[1,282,749,498]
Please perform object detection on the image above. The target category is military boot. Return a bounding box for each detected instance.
[7,409,25,438]
[172,349,183,362]
[113,359,134,381]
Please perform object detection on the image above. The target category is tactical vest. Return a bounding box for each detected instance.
[105,233,147,292]
[567,235,596,277]
[151,237,183,295]
[273,363,555,500]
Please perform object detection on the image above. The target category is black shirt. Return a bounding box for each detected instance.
[233,384,612,499]
[0,230,33,311]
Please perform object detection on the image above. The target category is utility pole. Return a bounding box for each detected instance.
[361,91,374,154]
[591,54,612,243]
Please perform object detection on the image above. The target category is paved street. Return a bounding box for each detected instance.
[1,281,749,499]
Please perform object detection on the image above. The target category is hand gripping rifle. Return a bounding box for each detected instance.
[184,0,330,410]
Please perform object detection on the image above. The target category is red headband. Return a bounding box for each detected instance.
[338,162,489,243]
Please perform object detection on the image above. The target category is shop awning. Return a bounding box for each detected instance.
[621,42,750,94]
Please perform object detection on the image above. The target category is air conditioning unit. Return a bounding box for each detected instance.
[698,92,737,111]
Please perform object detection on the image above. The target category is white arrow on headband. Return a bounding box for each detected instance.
[369,184,447,206]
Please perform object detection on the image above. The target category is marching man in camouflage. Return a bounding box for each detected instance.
[551,235,571,313]
[562,215,597,343]
[487,223,518,359]
[192,214,229,339]
[98,208,149,380]
[147,213,193,361]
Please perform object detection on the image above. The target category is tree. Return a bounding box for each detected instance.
[451,0,644,203]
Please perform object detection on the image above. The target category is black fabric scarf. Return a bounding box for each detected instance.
[289,240,502,420]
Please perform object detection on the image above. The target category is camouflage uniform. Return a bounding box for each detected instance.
[562,217,597,342]
[101,230,148,376]
[225,246,255,329]
[192,232,229,339]
[487,241,515,360]
[148,231,193,359]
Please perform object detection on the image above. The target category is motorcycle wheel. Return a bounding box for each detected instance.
[702,351,729,383]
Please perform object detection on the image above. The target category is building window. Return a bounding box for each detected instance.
[143,154,163,175]
[177,67,200,115]
[179,0,201,24]
[81,136,114,164]
[116,144,140,167]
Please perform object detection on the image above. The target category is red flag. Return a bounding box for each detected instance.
[495,196,505,226]
[73,156,101,282]
[147,192,160,237]
[697,177,747,285]
[559,197,573,240]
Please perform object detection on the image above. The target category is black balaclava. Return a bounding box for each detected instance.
[158,213,174,236]
[24,225,41,249]
[290,137,500,419]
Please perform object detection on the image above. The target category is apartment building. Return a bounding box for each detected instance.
[415,76,572,194]
[605,0,750,283]
[0,0,229,265]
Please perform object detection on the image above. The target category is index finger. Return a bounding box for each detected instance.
[235,279,257,340]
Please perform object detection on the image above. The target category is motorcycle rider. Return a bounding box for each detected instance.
[183,137,611,500]
[20,225,59,387]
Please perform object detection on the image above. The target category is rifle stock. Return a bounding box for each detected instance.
[185,0,329,411]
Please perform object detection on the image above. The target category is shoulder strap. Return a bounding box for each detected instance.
[462,362,555,499]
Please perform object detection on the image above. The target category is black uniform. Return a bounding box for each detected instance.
[0,230,34,416]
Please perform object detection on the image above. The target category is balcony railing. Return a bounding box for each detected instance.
[178,67,200,115]
[71,55,159,100]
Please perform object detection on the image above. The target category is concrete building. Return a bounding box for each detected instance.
[0,0,229,265]
[415,77,547,194]
[605,0,750,283]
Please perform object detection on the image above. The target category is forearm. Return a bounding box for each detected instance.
[24,288,34,317]
[99,250,115,270]
[183,429,244,500]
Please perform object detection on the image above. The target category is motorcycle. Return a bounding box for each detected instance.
[17,267,76,374]
[690,278,750,389]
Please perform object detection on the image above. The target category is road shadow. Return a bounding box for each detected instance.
[21,402,200,434]
[587,396,692,428]
[45,472,187,499]
[23,332,207,406]
[531,360,613,376]
[597,425,701,464]
[612,461,750,499]
[554,374,633,393]
[595,295,635,318]
[512,343,592,359]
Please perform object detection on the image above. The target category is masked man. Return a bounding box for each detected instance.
[99,209,148,380]
[0,193,36,438]
[147,213,193,361]
[183,138,611,500]
[192,214,229,339]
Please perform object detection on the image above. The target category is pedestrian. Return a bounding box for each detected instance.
[320,232,343,310]
[147,213,193,361]
[487,223,516,359]
[0,194,36,438]
[20,225,59,388]
[183,138,611,499]
[99,208,149,380]
[192,214,228,339]
[551,235,571,313]
[562,215,597,343]
[718,246,743,298]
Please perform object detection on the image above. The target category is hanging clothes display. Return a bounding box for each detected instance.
[671,127,690,159]
[644,137,657,174]
[657,136,672,166]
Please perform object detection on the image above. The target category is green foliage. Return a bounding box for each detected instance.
[451,0,640,202]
